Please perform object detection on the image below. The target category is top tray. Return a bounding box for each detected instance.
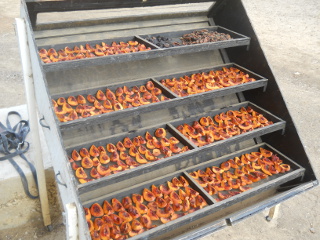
[38,26,250,72]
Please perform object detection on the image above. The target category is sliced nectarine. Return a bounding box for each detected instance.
[118,152,128,161]
[88,145,99,157]
[111,198,124,212]
[109,163,122,172]
[57,97,66,106]
[101,216,114,228]
[239,186,251,192]
[151,87,162,96]
[95,90,106,101]
[90,167,101,179]
[120,222,131,235]
[179,176,189,187]
[155,128,166,138]
[155,197,167,208]
[132,193,143,204]
[152,149,161,157]
[97,147,106,155]
[86,94,96,103]
[126,205,141,219]
[71,150,81,161]
[67,96,78,106]
[131,219,143,231]
[110,225,121,239]
[79,148,90,158]
[253,171,268,179]
[211,166,224,174]
[97,163,111,176]
[115,141,125,152]
[93,100,104,110]
[71,161,80,171]
[171,177,183,187]
[81,157,93,169]
[262,157,274,166]
[170,142,182,153]
[87,219,94,232]
[172,201,183,212]
[123,137,133,149]
[185,186,199,198]
[131,137,141,147]
[139,97,151,105]
[252,162,262,170]
[138,145,147,155]
[147,209,159,221]
[67,110,78,121]
[178,189,188,200]
[156,208,171,218]
[90,203,104,217]
[160,217,171,224]
[137,135,146,145]
[84,207,91,221]
[76,167,88,179]
[99,224,110,240]
[62,103,73,114]
[220,161,231,171]
[144,131,153,141]
[260,148,273,158]
[121,196,132,209]
[99,153,110,164]
[128,146,138,157]
[261,164,273,176]
[160,146,172,157]
[118,210,133,223]
[152,137,162,149]
[195,195,207,208]
[159,184,172,195]
[151,185,163,198]
[102,100,113,110]
[280,164,290,172]
[136,153,147,164]
[170,191,182,204]
[106,143,117,153]
[146,140,155,149]
[163,195,173,205]
[125,157,139,167]
[143,188,156,202]
[145,150,156,161]
[93,218,104,231]
[110,151,120,162]
[136,202,148,215]
[106,89,116,101]
[160,137,170,147]
[146,81,155,91]
[114,102,124,111]
[167,181,179,191]
[140,214,152,229]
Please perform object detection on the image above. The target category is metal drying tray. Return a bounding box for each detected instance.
[39,26,250,72]
[56,63,267,130]
[79,142,304,240]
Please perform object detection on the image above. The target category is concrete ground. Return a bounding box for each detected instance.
[0,0,319,239]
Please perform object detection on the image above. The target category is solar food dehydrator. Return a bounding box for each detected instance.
[19,0,318,239]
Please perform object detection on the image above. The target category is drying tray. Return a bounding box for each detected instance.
[54,63,267,130]
[38,26,250,72]
[66,101,285,195]
[80,142,304,240]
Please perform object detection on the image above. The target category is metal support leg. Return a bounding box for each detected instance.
[266,204,280,222]
[15,17,52,229]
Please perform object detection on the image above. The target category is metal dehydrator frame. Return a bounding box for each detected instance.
[19,0,318,239]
